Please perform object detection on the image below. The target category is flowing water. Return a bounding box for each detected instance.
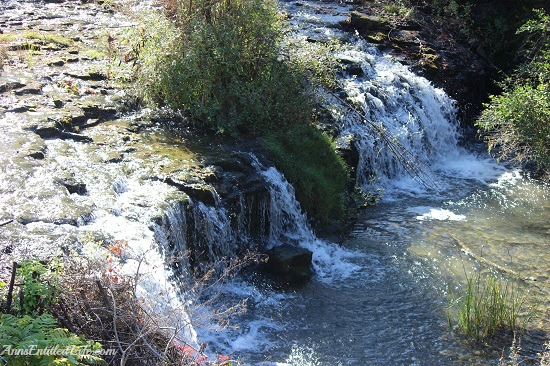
[193,2,549,364]
[0,1,548,364]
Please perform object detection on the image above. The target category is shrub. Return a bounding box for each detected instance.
[124,0,349,223]
[476,83,550,170]
[476,9,550,174]
[129,0,311,133]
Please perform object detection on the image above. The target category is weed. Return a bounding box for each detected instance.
[0,45,6,72]
[23,30,74,47]
[447,271,536,343]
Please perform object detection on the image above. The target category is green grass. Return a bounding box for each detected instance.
[448,272,535,343]
[263,124,349,225]
[0,31,74,47]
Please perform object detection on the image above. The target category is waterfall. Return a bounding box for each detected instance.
[156,154,359,283]
[331,40,463,191]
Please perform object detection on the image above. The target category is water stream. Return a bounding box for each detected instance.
[0,1,547,364]
[192,2,549,364]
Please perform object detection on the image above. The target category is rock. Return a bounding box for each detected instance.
[48,59,65,67]
[34,124,61,138]
[164,177,218,206]
[205,157,246,173]
[53,98,63,108]
[65,70,107,81]
[14,83,44,96]
[57,177,87,195]
[337,55,364,76]
[81,103,117,119]
[348,11,390,32]
[28,151,45,159]
[335,133,359,175]
[264,245,313,283]
[0,81,25,94]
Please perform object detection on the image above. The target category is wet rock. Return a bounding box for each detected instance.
[347,11,390,32]
[335,133,359,176]
[205,157,246,173]
[65,55,79,63]
[164,177,217,206]
[33,121,92,142]
[28,151,45,159]
[0,81,25,94]
[81,103,117,119]
[57,177,88,195]
[338,55,364,76]
[14,83,44,95]
[65,70,107,81]
[264,245,313,283]
[34,122,61,138]
[53,98,63,108]
[48,59,65,67]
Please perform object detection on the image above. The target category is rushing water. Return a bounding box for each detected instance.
[1,1,548,364]
[192,2,549,364]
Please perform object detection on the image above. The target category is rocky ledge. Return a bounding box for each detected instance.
[0,0,282,277]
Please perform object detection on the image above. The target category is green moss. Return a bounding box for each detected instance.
[263,125,349,225]
[0,31,74,47]
[23,31,74,46]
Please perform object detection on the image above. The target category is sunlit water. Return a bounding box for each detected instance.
[197,153,549,366]
[194,1,549,364]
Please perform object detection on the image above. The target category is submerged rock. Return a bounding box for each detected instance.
[264,244,313,283]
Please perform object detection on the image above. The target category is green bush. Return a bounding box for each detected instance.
[124,0,349,223]
[263,125,349,224]
[477,83,550,170]
[130,0,311,133]
[476,9,550,173]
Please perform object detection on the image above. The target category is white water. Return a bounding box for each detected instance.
[191,2,550,364]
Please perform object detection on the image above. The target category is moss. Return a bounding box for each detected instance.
[263,124,349,225]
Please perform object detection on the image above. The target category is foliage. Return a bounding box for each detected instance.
[263,124,349,224]
[447,272,534,343]
[0,314,104,366]
[123,0,348,223]
[128,0,314,134]
[476,9,550,174]
[427,0,540,67]
[0,261,103,366]
[15,261,61,316]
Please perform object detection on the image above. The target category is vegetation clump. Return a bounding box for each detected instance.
[476,9,550,175]
[447,272,534,343]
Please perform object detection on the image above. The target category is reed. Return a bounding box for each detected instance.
[449,272,535,342]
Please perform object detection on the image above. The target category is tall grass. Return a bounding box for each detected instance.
[449,272,535,343]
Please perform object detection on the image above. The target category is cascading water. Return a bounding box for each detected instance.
[334,40,462,187]
[193,2,549,364]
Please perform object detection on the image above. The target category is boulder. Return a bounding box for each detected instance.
[348,11,390,32]
[264,245,313,283]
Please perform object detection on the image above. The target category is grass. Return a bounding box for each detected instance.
[0,31,74,47]
[0,46,6,71]
[448,272,535,343]
[263,124,349,225]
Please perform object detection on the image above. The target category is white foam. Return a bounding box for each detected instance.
[410,207,466,221]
